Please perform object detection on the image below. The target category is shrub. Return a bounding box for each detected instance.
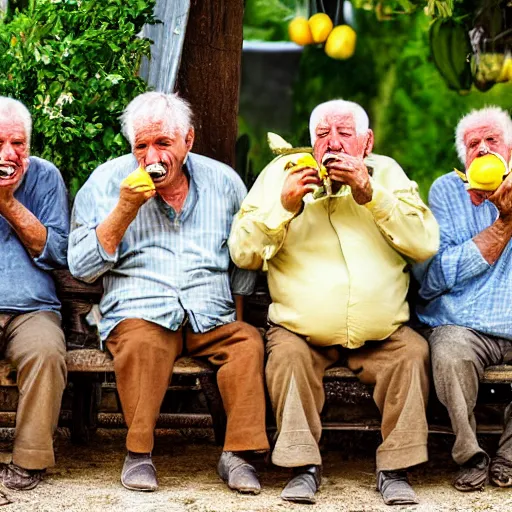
[0,0,155,195]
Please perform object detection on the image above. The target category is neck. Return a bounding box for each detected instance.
[158,171,189,213]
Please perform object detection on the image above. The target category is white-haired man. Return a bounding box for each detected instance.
[0,97,69,492]
[68,92,269,493]
[229,99,439,505]
[414,106,512,492]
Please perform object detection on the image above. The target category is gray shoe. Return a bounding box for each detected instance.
[217,451,261,494]
[377,470,418,505]
[281,465,322,504]
[121,452,158,492]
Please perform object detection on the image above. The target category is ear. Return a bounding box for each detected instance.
[363,130,374,157]
[185,128,195,151]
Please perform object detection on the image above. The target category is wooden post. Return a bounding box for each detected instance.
[176,0,244,168]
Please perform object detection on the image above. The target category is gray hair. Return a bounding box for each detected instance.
[309,99,370,145]
[0,97,32,145]
[120,92,193,147]
[455,106,512,164]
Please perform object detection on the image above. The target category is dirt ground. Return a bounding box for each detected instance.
[0,429,511,512]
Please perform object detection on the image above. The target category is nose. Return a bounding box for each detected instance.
[144,144,160,166]
[327,130,342,152]
[0,142,17,162]
[477,141,489,156]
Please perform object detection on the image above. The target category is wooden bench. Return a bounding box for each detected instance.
[1,270,511,445]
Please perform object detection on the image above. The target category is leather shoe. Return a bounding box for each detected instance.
[377,470,418,505]
[217,451,261,494]
[281,465,321,504]
[121,452,158,492]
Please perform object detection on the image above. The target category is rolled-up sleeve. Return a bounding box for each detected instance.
[32,165,70,270]
[415,178,490,301]
[68,182,118,283]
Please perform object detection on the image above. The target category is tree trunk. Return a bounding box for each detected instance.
[176,0,244,168]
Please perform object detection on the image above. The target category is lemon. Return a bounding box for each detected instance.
[288,17,314,46]
[497,56,512,82]
[324,25,356,60]
[466,153,508,191]
[308,13,333,44]
[121,167,155,191]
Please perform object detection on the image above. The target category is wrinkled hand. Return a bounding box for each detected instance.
[119,182,156,215]
[325,154,373,205]
[0,181,17,215]
[281,165,321,214]
[489,174,512,221]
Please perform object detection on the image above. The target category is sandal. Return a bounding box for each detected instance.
[490,455,512,487]
[453,453,489,492]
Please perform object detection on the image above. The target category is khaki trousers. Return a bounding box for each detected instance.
[0,311,67,470]
[106,319,270,454]
[266,325,430,471]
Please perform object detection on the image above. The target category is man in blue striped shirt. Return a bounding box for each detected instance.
[68,92,269,493]
[414,106,512,492]
[0,97,68,493]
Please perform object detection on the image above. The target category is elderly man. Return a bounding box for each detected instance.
[0,97,69,492]
[414,106,512,492]
[68,92,269,493]
[229,99,439,505]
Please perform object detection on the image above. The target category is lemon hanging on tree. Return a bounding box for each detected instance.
[325,24,357,60]
[289,16,314,46]
[308,13,333,43]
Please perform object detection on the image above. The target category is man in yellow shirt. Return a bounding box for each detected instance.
[228,99,439,505]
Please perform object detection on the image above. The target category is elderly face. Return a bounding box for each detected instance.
[312,113,371,163]
[132,121,194,190]
[0,118,29,187]
[464,123,510,169]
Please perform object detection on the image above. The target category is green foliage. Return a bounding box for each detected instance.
[243,0,295,41]
[0,0,155,196]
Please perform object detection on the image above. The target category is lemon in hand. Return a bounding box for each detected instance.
[121,167,156,192]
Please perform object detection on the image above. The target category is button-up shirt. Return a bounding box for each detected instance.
[0,157,69,314]
[229,152,439,348]
[68,153,255,342]
[414,171,512,339]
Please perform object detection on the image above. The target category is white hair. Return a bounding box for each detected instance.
[455,106,512,164]
[309,99,370,144]
[120,92,193,147]
[0,97,32,145]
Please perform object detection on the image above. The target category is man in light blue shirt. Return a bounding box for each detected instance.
[68,92,269,494]
[0,97,68,493]
[414,106,512,492]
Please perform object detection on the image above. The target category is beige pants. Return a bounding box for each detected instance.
[106,319,269,454]
[266,325,430,471]
[0,311,67,470]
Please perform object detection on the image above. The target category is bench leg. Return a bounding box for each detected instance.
[70,374,100,445]
[198,373,226,446]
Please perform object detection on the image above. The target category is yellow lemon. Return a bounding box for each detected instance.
[308,13,333,44]
[324,25,357,60]
[466,153,508,191]
[288,17,314,46]
[497,56,512,82]
[121,167,155,191]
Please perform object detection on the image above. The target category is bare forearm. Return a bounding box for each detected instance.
[96,201,138,255]
[1,199,47,257]
[474,217,512,264]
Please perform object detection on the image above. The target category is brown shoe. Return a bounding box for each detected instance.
[453,453,489,492]
[490,455,512,487]
[0,463,45,491]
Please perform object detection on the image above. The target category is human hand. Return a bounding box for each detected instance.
[119,168,156,214]
[0,167,21,214]
[324,154,373,205]
[281,164,322,214]
[489,174,512,221]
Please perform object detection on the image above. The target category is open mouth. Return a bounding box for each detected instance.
[322,152,343,166]
[0,165,15,180]
[146,163,167,183]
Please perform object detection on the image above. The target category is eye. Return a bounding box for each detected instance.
[317,132,328,138]
[486,137,496,143]
[135,143,147,150]
[158,141,171,147]
[469,141,478,148]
